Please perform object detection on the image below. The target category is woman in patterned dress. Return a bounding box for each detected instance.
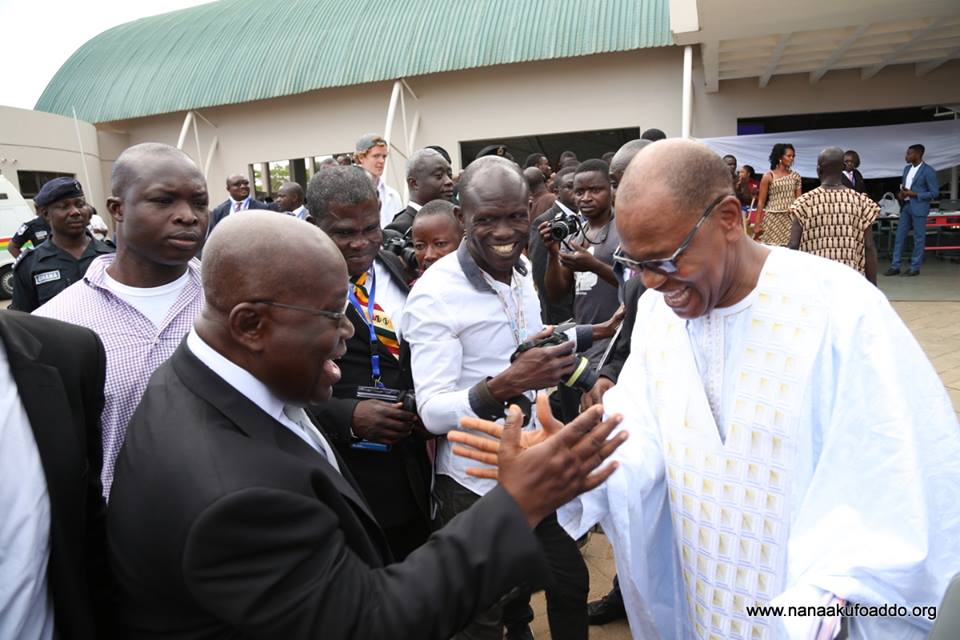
[755,143,802,245]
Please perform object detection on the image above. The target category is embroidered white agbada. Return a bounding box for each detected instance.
[560,247,960,640]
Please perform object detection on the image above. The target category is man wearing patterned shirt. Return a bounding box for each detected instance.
[34,142,208,496]
[788,147,880,284]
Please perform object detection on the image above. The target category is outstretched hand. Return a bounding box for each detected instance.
[449,394,627,527]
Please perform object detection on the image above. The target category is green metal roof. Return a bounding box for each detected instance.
[36,0,671,124]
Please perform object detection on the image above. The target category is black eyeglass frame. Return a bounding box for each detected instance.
[248,299,349,321]
[613,193,733,274]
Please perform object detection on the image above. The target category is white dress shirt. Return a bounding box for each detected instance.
[904,162,922,190]
[186,329,339,471]
[401,247,545,496]
[377,181,404,229]
[287,205,308,220]
[0,342,54,640]
[366,257,409,338]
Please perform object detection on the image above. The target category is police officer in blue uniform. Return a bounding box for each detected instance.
[10,178,114,312]
[8,215,51,259]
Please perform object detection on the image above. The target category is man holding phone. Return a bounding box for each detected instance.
[306,166,433,561]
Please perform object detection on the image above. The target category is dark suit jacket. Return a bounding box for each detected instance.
[598,275,645,383]
[108,342,548,639]
[529,204,574,324]
[0,310,109,640]
[840,169,866,193]
[308,251,432,529]
[207,198,272,236]
[385,205,417,235]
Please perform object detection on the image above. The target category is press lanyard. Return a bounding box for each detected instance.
[484,272,527,346]
[347,268,383,387]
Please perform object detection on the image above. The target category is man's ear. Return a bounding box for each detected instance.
[106,197,124,225]
[228,303,268,354]
[716,197,745,241]
[37,206,50,225]
[455,206,464,227]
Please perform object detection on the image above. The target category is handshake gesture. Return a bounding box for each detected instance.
[448,394,627,527]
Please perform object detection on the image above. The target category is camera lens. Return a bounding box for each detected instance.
[563,355,598,393]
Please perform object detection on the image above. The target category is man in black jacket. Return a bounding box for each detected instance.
[206,173,272,237]
[307,165,433,560]
[106,212,625,639]
[0,310,109,639]
[386,148,454,235]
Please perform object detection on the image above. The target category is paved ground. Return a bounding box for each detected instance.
[531,260,960,638]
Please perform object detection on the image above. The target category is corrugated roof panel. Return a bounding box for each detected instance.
[36,0,672,123]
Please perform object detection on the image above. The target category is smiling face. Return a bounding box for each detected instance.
[412,212,461,273]
[573,170,612,221]
[617,182,747,320]
[318,198,382,278]
[460,168,529,282]
[257,263,353,404]
[226,175,250,201]
[108,155,209,268]
[359,144,389,178]
[41,195,91,241]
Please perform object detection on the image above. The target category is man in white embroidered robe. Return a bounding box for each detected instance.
[457,140,960,639]
[559,140,960,639]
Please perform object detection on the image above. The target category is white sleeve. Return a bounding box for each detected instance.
[401,289,476,435]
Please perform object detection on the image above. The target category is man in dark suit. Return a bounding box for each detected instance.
[0,310,110,639]
[386,148,454,235]
[306,165,433,560]
[206,173,272,237]
[107,211,625,639]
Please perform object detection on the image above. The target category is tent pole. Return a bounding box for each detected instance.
[682,46,693,138]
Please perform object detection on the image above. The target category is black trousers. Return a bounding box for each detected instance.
[382,516,433,561]
[435,475,588,640]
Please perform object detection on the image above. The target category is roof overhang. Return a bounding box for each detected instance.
[671,0,960,92]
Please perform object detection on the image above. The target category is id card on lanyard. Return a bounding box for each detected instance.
[347,268,384,388]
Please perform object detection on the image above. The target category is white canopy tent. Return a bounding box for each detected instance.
[697,118,960,181]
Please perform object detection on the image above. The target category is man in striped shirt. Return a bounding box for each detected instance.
[34,142,208,497]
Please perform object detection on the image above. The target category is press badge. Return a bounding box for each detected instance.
[34,271,61,286]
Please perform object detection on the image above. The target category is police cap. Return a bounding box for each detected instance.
[34,177,84,207]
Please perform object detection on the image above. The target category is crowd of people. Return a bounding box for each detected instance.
[2,125,958,640]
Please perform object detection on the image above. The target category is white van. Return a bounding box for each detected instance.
[0,175,40,299]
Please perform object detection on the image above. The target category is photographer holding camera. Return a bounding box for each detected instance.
[402,157,619,640]
[539,159,622,371]
[305,166,434,561]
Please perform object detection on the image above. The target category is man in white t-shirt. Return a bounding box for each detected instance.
[34,142,208,497]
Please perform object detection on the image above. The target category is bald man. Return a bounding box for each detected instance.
[275,181,308,220]
[458,140,960,639]
[207,173,272,236]
[35,142,207,496]
[386,148,454,235]
[788,147,880,284]
[107,211,625,639]
[524,166,557,220]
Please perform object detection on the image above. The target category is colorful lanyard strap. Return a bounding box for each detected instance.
[347,268,383,387]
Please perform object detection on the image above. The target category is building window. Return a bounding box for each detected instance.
[17,171,75,200]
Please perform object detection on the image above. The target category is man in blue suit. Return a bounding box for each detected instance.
[885,144,939,277]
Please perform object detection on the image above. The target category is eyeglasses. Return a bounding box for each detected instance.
[249,299,349,321]
[612,193,732,274]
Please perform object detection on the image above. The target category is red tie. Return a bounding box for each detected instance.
[233,201,242,212]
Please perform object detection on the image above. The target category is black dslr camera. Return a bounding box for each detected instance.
[382,229,419,272]
[548,209,582,242]
[510,330,598,393]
